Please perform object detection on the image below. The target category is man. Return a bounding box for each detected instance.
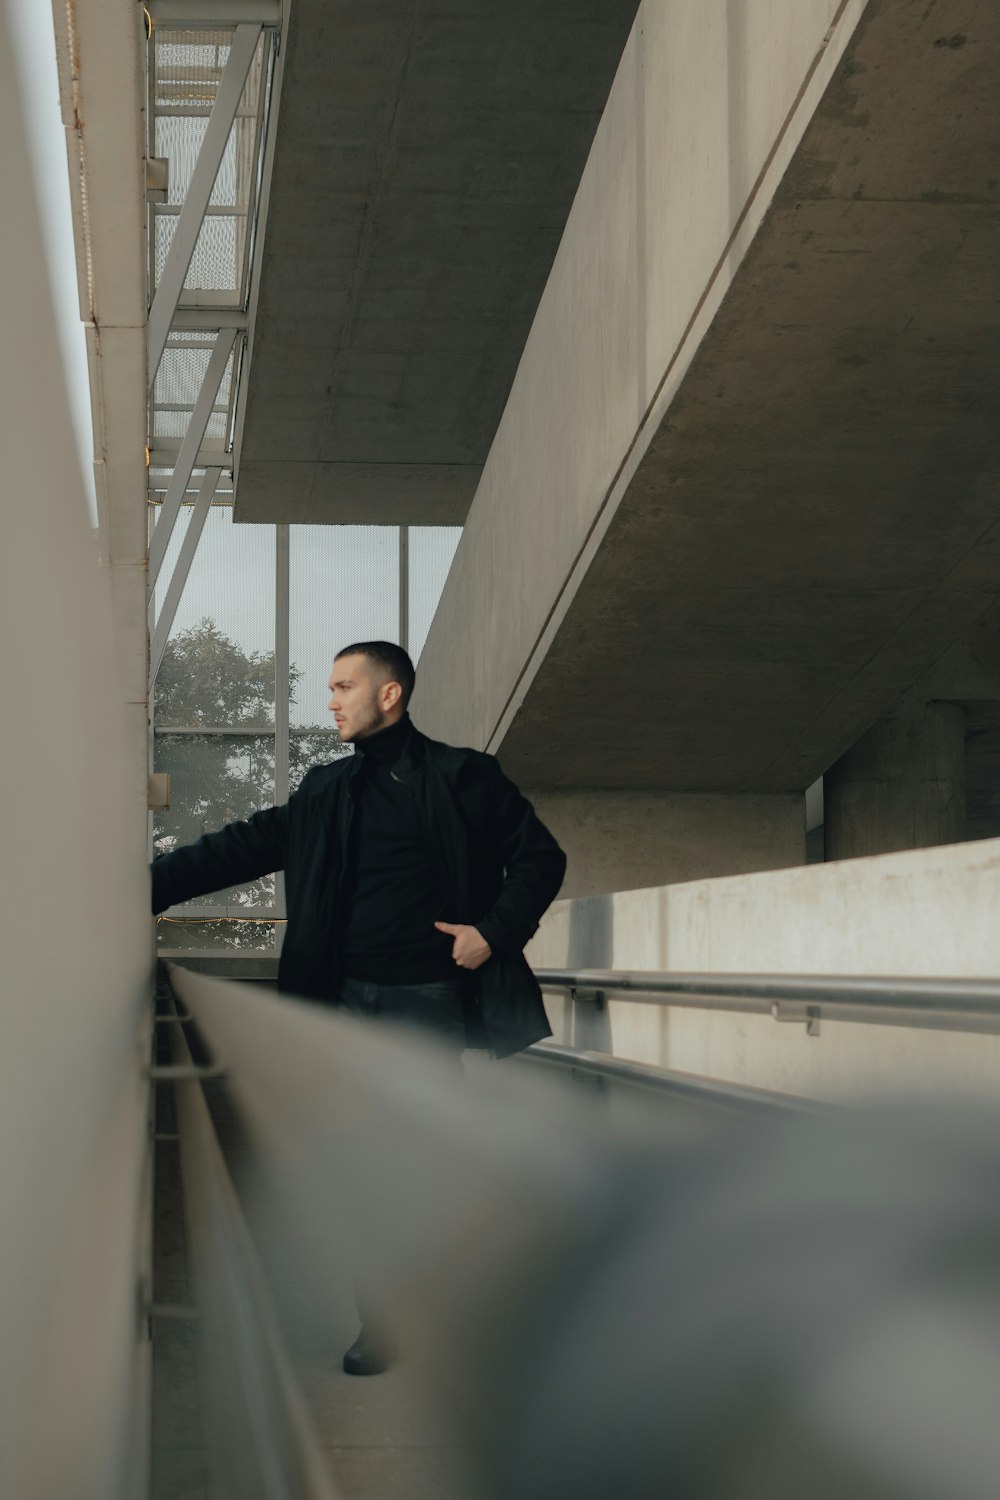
[151,639,567,1373]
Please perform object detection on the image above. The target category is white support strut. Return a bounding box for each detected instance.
[148,328,238,597]
[149,466,223,686]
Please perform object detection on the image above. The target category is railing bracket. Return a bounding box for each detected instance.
[771,1000,821,1036]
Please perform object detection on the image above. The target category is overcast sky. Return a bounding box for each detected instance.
[157,513,461,725]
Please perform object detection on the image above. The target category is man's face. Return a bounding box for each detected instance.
[328,653,392,742]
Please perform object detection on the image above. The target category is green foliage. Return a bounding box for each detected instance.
[153,619,347,950]
[155,617,277,728]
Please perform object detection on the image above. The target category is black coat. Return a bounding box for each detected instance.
[151,722,567,1058]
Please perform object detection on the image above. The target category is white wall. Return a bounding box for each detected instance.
[0,19,152,1498]
[529,837,1000,1104]
[415,0,867,750]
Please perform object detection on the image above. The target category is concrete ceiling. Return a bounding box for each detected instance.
[235,0,640,526]
[499,0,1000,792]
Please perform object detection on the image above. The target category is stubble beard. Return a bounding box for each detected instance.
[346,697,390,743]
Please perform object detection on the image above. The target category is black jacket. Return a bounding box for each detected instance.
[151,723,567,1058]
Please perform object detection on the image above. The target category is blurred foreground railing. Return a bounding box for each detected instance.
[155,960,1000,1500]
[153,959,820,1496]
[153,981,337,1500]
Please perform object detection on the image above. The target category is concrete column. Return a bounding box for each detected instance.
[825,703,965,861]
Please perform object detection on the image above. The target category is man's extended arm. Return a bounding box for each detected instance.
[474,762,567,956]
[151,802,290,915]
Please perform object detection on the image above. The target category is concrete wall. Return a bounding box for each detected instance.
[50,0,150,862]
[528,837,1000,1104]
[531,790,804,899]
[414,0,866,753]
[0,25,152,1499]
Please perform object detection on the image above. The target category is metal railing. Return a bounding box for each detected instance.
[524,1040,823,1115]
[534,968,1000,1037]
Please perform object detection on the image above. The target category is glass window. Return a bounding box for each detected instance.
[408,527,461,661]
[289,525,400,729]
[152,506,276,728]
[153,731,277,950]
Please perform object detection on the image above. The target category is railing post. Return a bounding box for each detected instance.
[571,987,612,1053]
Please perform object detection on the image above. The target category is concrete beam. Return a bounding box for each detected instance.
[147,0,280,23]
[234,0,641,524]
[235,459,479,525]
[415,0,1000,799]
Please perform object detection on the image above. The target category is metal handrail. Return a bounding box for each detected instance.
[534,968,1000,1035]
[525,1041,825,1115]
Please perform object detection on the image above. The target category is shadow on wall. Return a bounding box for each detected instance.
[568,894,615,968]
[567,896,615,1052]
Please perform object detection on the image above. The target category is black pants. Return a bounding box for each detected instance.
[336,974,466,1053]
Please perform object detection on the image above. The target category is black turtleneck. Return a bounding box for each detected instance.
[341,716,455,983]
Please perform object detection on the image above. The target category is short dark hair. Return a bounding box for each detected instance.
[335,640,416,708]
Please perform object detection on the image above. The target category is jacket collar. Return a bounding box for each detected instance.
[305,720,460,794]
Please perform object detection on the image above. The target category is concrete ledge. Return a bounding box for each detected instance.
[529,835,1000,1101]
[236,460,480,525]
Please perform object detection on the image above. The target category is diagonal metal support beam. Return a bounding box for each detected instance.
[147,23,260,391]
[274,524,289,943]
[149,466,223,686]
[148,329,237,597]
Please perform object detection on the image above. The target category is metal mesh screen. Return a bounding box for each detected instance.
[149,470,235,501]
[154,345,234,408]
[151,496,192,575]
[152,410,228,441]
[151,28,266,302]
[288,526,401,729]
[408,527,462,662]
[154,32,235,85]
[155,114,210,206]
[152,507,276,728]
[153,733,277,951]
[289,729,349,794]
[153,508,278,942]
[154,214,243,295]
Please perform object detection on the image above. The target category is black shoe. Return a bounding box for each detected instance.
[342,1323,397,1377]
